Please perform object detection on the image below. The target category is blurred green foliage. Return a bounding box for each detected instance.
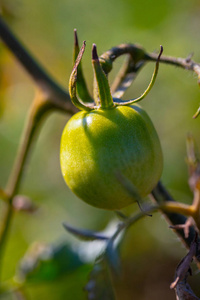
[1,0,200,299]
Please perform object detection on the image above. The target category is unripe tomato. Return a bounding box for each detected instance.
[60,41,163,210]
[60,104,163,210]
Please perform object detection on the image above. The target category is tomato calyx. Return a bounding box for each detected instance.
[73,30,94,106]
[92,44,114,109]
[69,31,163,111]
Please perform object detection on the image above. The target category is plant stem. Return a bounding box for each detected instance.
[0,92,52,282]
[0,205,13,275]
[147,51,200,76]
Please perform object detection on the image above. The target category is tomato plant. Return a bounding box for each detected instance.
[60,42,163,210]
[2,17,200,300]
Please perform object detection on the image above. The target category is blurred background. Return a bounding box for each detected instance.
[1,0,200,299]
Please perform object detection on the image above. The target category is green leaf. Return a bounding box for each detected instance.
[16,242,83,283]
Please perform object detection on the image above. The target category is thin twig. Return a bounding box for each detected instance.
[148,52,200,73]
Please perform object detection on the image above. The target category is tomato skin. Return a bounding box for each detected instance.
[60,104,163,210]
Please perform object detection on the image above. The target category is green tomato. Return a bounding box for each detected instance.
[60,104,163,210]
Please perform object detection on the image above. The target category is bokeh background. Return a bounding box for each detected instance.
[1,0,200,299]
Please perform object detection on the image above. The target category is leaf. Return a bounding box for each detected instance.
[63,223,109,241]
[85,260,116,300]
[16,242,83,283]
